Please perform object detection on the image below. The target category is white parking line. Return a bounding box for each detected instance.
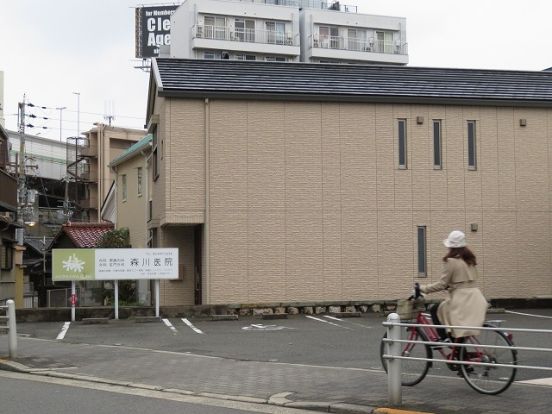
[517,377,552,386]
[56,322,71,340]
[182,318,204,334]
[505,310,552,319]
[305,315,351,329]
[323,314,373,329]
[162,318,178,334]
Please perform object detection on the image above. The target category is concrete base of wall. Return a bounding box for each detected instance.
[13,297,551,323]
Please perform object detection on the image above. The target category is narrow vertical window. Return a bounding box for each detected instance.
[467,120,477,170]
[122,174,127,201]
[417,226,427,277]
[433,120,442,169]
[137,167,143,197]
[398,119,407,169]
[152,125,159,181]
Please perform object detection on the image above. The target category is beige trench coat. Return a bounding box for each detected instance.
[420,258,488,337]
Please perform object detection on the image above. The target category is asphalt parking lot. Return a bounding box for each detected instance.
[14,308,552,384]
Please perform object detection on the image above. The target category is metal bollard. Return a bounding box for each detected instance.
[7,300,17,359]
[386,312,402,405]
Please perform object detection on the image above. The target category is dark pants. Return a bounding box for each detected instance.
[429,304,448,340]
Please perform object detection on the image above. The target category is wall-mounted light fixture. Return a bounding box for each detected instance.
[416,116,424,125]
[520,119,527,127]
[470,223,478,232]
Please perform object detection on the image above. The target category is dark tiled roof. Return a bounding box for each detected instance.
[25,237,54,254]
[60,222,114,248]
[153,59,552,106]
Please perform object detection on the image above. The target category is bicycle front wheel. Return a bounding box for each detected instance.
[380,327,432,386]
[459,324,517,395]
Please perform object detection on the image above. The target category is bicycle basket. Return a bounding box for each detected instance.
[396,298,424,320]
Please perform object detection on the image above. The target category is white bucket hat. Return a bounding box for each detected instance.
[443,230,466,248]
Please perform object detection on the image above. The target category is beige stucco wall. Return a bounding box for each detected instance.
[152,97,552,305]
[115,156,148,248]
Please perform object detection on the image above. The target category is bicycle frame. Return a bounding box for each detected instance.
[410,309,515,369]
[411,310,463,366]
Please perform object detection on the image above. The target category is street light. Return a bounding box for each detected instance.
[56,106,67,142]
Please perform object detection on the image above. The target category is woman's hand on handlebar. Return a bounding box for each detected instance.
[413,282,422,299]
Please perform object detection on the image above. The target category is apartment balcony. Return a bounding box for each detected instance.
[309,34,408,64]
[191,25,300,56]
[0,169,17,212]
[80,142,98,158]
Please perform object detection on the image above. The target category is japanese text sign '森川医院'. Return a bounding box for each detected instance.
[52,248,179,281]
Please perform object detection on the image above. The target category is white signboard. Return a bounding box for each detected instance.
[53,248,179,281]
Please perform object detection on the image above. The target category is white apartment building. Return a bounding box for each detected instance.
[169,0,408,65]
[300,7,407,64]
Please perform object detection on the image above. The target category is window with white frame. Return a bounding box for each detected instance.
[467,120,477,170]
[375,30,394,53]
[265,21,285,44]
[235,18,255,42]
[433,120,442,169]
[204,15,226,40]
[265,56,286,62]
[347,28,366,51]
[398,119,407,169]
[318,26,339,48]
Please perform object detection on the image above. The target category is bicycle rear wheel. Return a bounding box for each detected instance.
[459,324,517,395]
[380,327,432,386]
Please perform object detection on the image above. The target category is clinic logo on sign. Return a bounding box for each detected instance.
[62,254,86,273]
[52,249,96,281]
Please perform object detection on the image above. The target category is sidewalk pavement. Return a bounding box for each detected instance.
[1,335,550,414]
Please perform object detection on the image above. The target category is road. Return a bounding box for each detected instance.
[14,308,552,383]
[0,371,313,414]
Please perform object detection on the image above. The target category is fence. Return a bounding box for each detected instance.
[382,312,552,405]
[0,300,17,358]
[47,287,104,307]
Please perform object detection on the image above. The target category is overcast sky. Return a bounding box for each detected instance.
[1,0,551,141]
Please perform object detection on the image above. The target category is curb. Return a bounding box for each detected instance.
[0,360,433,414]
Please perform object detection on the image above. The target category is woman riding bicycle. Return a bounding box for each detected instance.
[417,230,488,340]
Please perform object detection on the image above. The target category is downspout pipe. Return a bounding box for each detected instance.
[204,98,210,305]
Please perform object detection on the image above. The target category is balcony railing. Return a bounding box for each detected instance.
[192,25,299,47]
[80,142,98,158]
[206,1,357,12]
[311,35,408,55]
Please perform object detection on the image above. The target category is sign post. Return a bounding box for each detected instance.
[114,280,119,320]
[155,279,160,318]
[70,281,76,322]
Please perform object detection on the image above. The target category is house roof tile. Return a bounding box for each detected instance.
[152,58,552,107]
[60,222,114,248]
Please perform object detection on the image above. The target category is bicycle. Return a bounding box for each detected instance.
[380,295,518,395]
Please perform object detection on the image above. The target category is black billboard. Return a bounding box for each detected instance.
[135,5,178,59]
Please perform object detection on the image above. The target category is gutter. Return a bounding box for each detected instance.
[157,89,552,108]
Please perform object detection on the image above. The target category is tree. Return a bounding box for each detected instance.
[96,228,136,305]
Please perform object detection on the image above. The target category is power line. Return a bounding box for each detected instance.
[26,102,144,120]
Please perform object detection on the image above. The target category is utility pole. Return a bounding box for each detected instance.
[17,96,26,233]
[56,106,67,142]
